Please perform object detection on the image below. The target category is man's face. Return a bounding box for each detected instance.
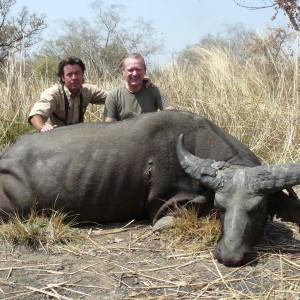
[123,58,146,90]
[61,64,84,95]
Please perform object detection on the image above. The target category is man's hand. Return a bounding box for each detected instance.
[39,124,57,132]
[29,115,57,132]
[143,77,154,88]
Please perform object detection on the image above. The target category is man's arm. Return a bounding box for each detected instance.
[28,85,60,132]
[89,85,107,105]
[103,89,118,122]
[29,115,56,132]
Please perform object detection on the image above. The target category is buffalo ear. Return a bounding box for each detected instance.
[268,190,300,226]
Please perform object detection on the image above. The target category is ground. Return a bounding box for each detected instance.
[0,217,300,300]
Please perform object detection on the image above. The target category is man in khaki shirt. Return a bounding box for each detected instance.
[104,53,175,122]
[28,57,106,132]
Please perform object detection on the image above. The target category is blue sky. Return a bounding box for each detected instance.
[12,0,289,66]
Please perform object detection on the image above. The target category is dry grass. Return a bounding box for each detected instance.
[1,44,300,163]
[1,44,300,298]
[1,221,299,299]
[0,55,119,149]
[155,46,300,163]
[0,208,81,251]
[162,208,221,252]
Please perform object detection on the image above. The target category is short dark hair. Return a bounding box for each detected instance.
[57,57,86,84]
[122,53,146,70]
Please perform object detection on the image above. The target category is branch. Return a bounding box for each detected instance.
[233,0,276,10]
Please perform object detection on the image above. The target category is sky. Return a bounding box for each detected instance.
[12,0,289,66]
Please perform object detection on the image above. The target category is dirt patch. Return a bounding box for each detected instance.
[0,218,300,299]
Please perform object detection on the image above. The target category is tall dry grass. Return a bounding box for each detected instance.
[0,53,51,147]
[1,48,300,298]
[1,46,300,164]
[0,54,119,148]
[155,46,300,164]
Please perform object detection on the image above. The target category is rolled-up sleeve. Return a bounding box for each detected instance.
[87,84,107,105]
[28,86,59,124]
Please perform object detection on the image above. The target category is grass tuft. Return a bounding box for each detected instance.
[162,208,221,252]
[0,207,82,251]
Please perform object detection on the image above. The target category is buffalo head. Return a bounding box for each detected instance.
[176,134,300,267]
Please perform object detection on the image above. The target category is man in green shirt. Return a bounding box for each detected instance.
[104,53,175,122]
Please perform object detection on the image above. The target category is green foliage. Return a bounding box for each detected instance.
[32,56,58,81]
[0,119,33,149]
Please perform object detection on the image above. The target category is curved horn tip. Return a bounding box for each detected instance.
[176,134,186,157]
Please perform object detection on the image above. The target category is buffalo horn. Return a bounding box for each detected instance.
[245,163,300,194]
[176,134,228,191]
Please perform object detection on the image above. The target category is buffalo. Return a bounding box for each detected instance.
[0,110,299,267]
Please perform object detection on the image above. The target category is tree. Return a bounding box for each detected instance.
[234,0,300,31]
[0,0,46,63]
[176,24,294,88]
[36,0,164,77]
[176,24,257,65]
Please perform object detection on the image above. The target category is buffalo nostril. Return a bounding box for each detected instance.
[242,251,252,264]
[235,251,253,267]
[214,248,253,267]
